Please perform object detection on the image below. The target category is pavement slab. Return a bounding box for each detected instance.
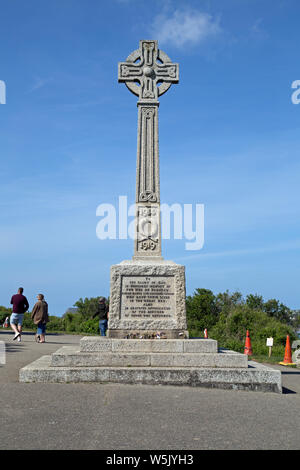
[0,331,299,450]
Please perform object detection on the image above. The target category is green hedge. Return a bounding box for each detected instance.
[0,306,12,325]
[186,290,296,355]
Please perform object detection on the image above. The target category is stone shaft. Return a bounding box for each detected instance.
[135,103,161,258]
[118,40,179,259]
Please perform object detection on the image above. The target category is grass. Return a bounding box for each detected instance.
[251,354,282,364]
[251,354,297,367]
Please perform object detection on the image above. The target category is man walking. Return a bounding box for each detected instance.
[92,297,109,336]
[10,287,29,342]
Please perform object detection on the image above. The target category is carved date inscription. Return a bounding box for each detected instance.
[120,276,175,319]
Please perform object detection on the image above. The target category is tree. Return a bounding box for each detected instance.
[73,297,103,319]
[263,299,292,324]
[263,299,280,317]
[291,310,300,330]
[246,294,264,310]
[215,290,243,314]
[186,288,220,336]
[72,296,109,320]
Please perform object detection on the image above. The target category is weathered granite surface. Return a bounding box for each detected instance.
[108,260,188,337]
[80,337,218,353]
[50,346,248,368]
[292,348,300,366]
[19,353,282,393]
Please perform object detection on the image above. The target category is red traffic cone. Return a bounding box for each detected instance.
[204,328,208,339]
[279,335,296,366]
[244,330,253,355]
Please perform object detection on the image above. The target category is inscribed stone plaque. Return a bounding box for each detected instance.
[108,260,188,336]
[121,275,175,320]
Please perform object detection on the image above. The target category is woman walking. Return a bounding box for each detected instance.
[31,294,49,343]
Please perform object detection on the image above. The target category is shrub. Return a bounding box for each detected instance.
[63,313,84,333]
[22,313,35,330]
[73,297,108,319]
[186,288,220,334]
[209,305,295,353]
[0,306,12,325]
[78,318,99,334]
[47,316,65,332]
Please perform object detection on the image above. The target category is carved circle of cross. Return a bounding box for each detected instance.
[118,40,179,101]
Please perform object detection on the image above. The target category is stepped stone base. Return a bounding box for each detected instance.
[19,337,282,393]
[50,346,248,368]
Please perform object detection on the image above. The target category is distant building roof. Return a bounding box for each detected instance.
[65,308,79,314]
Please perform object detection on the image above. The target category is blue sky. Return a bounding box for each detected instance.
[1,0,300,314]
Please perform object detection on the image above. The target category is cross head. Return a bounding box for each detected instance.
[118,40,179,102]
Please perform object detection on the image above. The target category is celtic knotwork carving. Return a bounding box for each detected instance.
[118,40,179,101]
[168,66,176,78]
[121,65,129,77]
[139,191,157,202]
[144,90,154,98]
[142,108,155,118]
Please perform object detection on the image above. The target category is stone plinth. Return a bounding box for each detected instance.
[80,337,218,353]
[108,260,188,339]
[50,347,248,368]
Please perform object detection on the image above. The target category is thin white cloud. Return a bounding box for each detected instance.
[28,77,53,93]
[250,18,268,39]
[176,239,300,263]
[151,9,221,48]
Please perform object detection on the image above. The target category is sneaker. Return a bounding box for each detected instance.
[13,333,20,341]
[17,335,21,342]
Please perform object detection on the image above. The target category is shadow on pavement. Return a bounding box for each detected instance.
[282,387,297,395]
[0,331,63,336]
[4,343,25,354]
[281,370,300,374]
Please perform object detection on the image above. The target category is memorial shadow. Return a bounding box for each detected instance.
[1,331,69,347]
[282,387,297,395]
[281,370,300,374]
[281,370,299,394]
[4,342,25,354]
[0,331,62,336]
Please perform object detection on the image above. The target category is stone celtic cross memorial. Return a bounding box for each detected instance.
[19,40,282,393]
[108,40,188,339]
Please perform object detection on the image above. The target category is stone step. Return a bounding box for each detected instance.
[80,337,218,354]
[51,346,248,368]
[19,355,282,393]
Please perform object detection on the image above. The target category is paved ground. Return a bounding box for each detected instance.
[0,330,299,450]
